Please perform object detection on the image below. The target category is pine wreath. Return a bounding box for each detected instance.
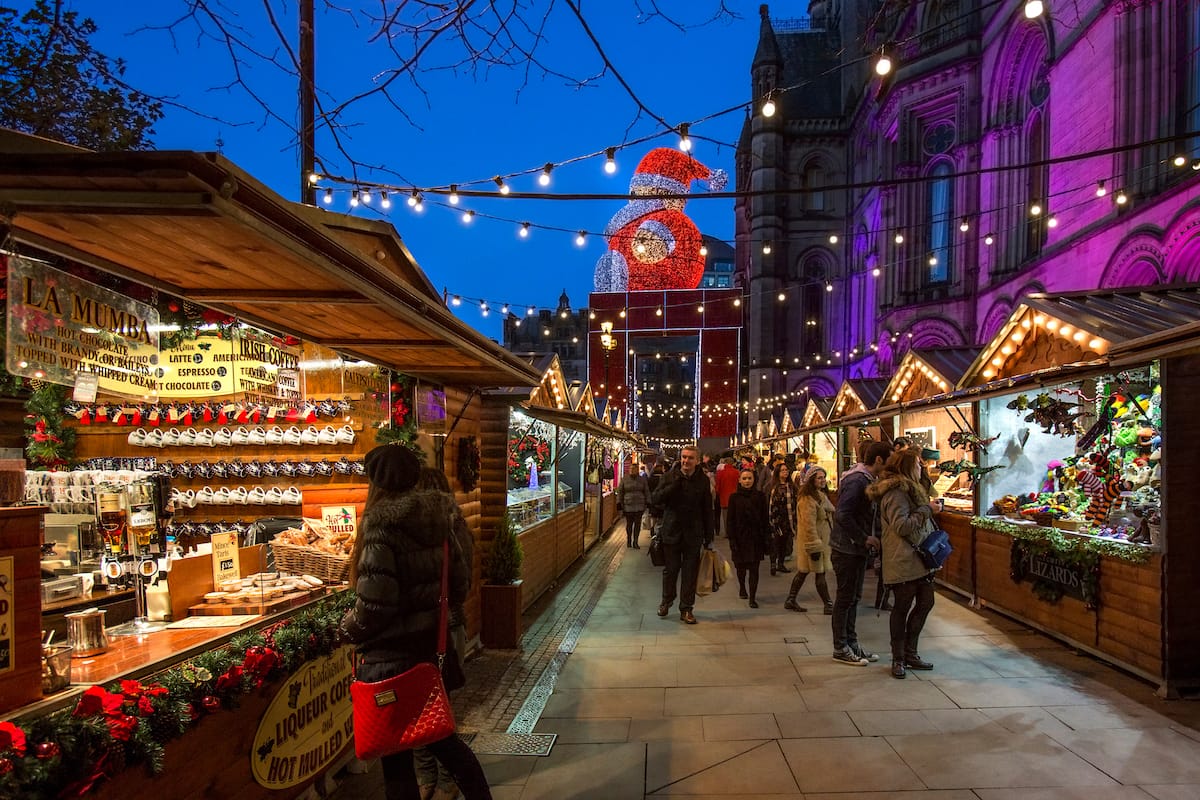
[507,435,550,485]
[457,435,481,492]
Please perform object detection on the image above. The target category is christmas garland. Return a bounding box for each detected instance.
[457,435,481,492]
[1009,537,1101,608]
[0,592,353,800]
[374,373,422,458]
[972,515,1153,565]
[25,383,76,469]
[507,435,550,485]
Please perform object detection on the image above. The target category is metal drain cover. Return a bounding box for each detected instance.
[462,732,557,756]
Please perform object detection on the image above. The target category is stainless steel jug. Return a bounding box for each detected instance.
[65,608,109,657]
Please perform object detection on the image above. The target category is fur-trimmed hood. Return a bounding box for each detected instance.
[866,473,927,505]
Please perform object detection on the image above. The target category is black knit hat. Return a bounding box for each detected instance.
[364,444,421,492]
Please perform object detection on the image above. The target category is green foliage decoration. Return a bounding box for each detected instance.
[486,510,523,585]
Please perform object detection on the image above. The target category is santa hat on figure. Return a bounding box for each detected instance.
[628,148,728,197]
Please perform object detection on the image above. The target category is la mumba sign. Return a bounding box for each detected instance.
[5,257,299,398]
[251,645,355,789]
[6,257,161,395]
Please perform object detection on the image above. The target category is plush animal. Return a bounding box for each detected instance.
[1123,463,1151,489]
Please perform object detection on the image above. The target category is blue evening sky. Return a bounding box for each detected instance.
[44,1,770,341]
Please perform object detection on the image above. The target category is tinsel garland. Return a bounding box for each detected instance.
[971,515,1152,565]
[0,592,353,800]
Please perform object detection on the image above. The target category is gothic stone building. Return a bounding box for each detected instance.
[736,1,1200,418]
[502,290,589,385]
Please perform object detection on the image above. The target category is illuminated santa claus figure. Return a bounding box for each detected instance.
[593,148,727,292]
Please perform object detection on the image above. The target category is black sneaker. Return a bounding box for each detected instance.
[850,645,880,663]
[783,599,806,612]
[657,604,670,617]
[832,648,869,666]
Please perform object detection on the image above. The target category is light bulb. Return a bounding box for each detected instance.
[1095,181,1106,197]
[308,172,321,184]
[762,242,772,254]
[699,245,708,256]
[451,295,461,306]
[959,217,969,232]
[519,222,530,238]
[380,191,391,209]
[762,97,776,117]
[875,51,893,76]
[539,163,553,186]
[778,292,786,301]
[1030,202,1042,216]
[984,232,995,245]
[894,232,904,244]
[872,267,881,277]
[604,147,617,174]
[494,176,509,195]
[413,196,424,212]
[656,307,662,316]
[575,231,587,246]
[462,209,474,223]
[361,189,372,204]
[929,255,938,266]
[1116,190,1128,205]
[829,233,839,244]
[1174,154,1187,167]
[448,184,460,205]
[733,298,741,306]
[678,123,692,152]
[322,188,333,205]
[527,306,535,316]
[1024,0,1044,19]
[407,190,418,207]
[1047,216,1059,228]
[350,190,360,207]
[501,304,509,314]
[825,282,833,292]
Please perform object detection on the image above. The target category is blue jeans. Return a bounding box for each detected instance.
[830,551,868,651]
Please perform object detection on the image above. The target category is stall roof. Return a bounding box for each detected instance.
[830,379,890,420]
[883,347,978,406]
[0,131,540,388]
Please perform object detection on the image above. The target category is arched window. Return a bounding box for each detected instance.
[801,161,826,211]
[1025,111,1048,258]
[927,161,953,284]
[1186,3,1200,158]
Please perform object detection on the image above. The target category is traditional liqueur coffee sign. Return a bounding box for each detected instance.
[5,257,161,395]
[252,645,354,789]
[158,333,301,398]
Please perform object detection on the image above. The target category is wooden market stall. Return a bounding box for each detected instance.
[0,133,541,798]
[827,379,891,472]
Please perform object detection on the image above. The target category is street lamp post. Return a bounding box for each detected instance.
[599,321,616,406]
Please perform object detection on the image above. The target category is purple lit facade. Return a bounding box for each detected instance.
[736,1,1200,421]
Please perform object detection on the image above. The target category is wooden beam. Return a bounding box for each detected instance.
[315,339,456,348]
[186,290,370,304]
[0,189,214,212]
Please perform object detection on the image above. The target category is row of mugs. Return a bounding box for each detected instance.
[25,484,96,504]
[171,486,303,507]
[161,457,366,479]
[167,520,253,539]
[25,469,157,488]
[128,425,357,448]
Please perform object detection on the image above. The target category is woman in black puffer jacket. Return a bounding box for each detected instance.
[340,444,492,800]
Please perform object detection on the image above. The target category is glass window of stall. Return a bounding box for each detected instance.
[555,425,585,513]
[506,408,558,533]
[977,365,1161,546]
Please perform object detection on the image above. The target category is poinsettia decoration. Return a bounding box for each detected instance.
[0,593,352,799]
[24,384,76,469]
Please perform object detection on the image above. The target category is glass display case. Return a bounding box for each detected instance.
[556,426,584,512]
[506,408,560,533]
[977,365,1161,548]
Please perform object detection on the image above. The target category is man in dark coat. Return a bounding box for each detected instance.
[829,440,892,665]
[651,444,714,624]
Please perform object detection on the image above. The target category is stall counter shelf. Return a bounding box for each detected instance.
[2,588,355,800]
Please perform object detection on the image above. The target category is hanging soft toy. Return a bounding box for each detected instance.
[1041,460,1065,494]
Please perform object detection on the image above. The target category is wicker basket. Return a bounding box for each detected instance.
[271,542,351,583]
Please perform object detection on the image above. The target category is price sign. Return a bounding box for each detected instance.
[210,531,241,587]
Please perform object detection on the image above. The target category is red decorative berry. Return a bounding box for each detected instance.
[0,757,12,775]
[201,696,221,713]
[168,302,180,313]
[35,741,61,759]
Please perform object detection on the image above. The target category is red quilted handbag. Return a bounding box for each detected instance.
[350,540,457,759]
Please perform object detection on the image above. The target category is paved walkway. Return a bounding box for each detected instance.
[333,531,1200,799]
